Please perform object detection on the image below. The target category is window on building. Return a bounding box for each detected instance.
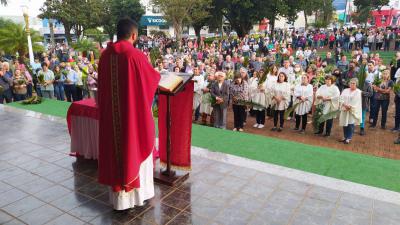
[392,16,398,26]
[152,5,161,14]
[159,25,169,30]
[382,15,387,24]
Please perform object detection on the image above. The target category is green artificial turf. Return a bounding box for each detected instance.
[318,50,396,65]
[190,124,400,192]
[8,99,71,118]
[7,99,400,192]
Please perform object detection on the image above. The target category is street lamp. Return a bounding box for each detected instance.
[21,5,34,66]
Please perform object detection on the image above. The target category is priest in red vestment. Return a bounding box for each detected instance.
[97,18,160,210]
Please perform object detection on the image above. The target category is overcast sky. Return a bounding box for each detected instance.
[0,0,44,17]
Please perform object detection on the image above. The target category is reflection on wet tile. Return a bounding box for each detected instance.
[140,203,181,224]
[34,185,72,203]
[3,196,46,217]
[68,200,112,222]
[168,211,209,225]
[162,190,193,210]
[77,181,108,198]
[17,178,55,195]
[59,174,94,190]
[51,192,91,212]
[19,204,63,225]
[45,213,86,225]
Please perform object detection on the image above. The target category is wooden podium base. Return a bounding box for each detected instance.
[154,169,189,187]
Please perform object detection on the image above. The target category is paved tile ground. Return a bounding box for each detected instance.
[0,107,400,225]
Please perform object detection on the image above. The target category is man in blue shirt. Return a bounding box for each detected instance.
[63,63,78,102]
[336,55,349,72]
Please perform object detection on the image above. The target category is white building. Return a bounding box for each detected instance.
[139,0,208,37]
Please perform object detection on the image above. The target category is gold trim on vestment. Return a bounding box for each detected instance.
[110,54,124,184]
[160,161,192,171]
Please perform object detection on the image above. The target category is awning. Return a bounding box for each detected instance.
[140,16,168,26]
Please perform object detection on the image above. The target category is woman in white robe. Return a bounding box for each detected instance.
[271,72,291,132]
[265,65,278,118]
[192,67,205,121]
[287,64,303,120]
[249,70,268,128]
[293,75,313,133]
[200,72,215,125]
[315,75,340,136]
[339,78,362,144]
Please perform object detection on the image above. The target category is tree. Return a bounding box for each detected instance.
[153,0,210,43]
[295,0,335,29]
[101,0,145,40]
[72,38,99,57]
[0,21,44,60]
[353,0,389,24]
[0,18,13,28]
[39,0,104,43]
[85,28,108,48]
[209,0,287,37]
[188,0,213,40]
[0,0,7,6]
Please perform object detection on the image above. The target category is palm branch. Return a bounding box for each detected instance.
[357,65,367,89]
[284,102,300,119]
[393,82,400,94]
[312,104,324,132]
[373,76,382,86]
[317,110,339,124]
[0,21,44,57]
[72,39,99,56]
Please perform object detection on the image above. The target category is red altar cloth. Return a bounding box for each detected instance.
[67,98,98,134]
[158,81,194,170]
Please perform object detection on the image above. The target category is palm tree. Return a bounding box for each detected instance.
[0,21,44,60]
[71,38,99,57]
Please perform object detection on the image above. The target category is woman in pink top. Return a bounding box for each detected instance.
[86,64,98,99]
[19,64,33,97]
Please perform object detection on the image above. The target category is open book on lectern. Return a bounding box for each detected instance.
[158,72,185,93]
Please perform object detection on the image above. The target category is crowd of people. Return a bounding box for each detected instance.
[0,49,98,103]
[151,27,400,145]
[1,26,400,144]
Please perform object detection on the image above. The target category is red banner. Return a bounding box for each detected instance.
[158,81,194,170]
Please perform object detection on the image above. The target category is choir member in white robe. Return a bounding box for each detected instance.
[249,70,268,128]
[200,72,215,125]
[339,78,362,144]
[192,67,205,121]
[315,75,340,136]
[265,66,278,118]
[271,72,291,132]
[293,75,314,133]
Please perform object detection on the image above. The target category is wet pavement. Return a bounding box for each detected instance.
[0,106,399,225]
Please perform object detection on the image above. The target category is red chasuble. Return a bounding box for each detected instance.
[97,40,160,192]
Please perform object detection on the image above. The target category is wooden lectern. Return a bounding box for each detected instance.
[154,72,194,186]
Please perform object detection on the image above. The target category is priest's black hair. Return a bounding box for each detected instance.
[117,17,139,40]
